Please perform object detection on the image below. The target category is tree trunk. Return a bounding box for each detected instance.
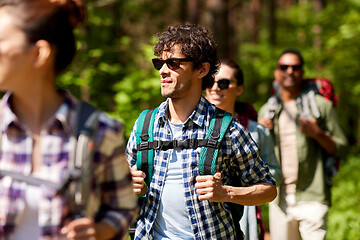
[187,0,201,23]
[208,0,231,59]
[250,0,261,44]
[268,0,277,45]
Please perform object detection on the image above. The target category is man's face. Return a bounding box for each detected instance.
[157,44,200,99]
[274,53,304,91]
[205,64,242,111]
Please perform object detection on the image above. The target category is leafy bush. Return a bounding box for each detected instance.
[327,155,360,240]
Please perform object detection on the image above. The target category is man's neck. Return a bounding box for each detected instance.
[280,87,302,103]
[168,94,201,124]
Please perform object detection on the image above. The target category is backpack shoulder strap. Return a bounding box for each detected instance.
[296,90,321,119]
[74,101,99,138]
[265,95,279,120]
[135,107,158,186]
[199,108,233,176]
[68,100,100,218]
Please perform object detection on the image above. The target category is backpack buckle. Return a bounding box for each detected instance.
[207,139,219,148]
[153,140,162,150]
[139,142,149,150]
[140,134,149,141]
[173,140,189,150]
[189,138,197,148]
[210,132,220,139]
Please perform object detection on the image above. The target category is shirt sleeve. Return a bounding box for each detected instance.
[225,120,276,186]
[126,119,138,168]
[254,122,282,185]
[94,116,137,239]
[320,97,348,158]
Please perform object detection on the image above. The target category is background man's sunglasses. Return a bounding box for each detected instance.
[278,64,302,71]
[152,57,193,70]
[211,78,231,90]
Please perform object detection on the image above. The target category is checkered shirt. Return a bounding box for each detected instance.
[0,91,137,239]
[126,96,276,240]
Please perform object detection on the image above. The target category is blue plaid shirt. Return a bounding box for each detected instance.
[126,96,276,240]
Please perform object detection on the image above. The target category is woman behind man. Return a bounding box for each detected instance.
[0,0,136,239]
[205,59,282,240]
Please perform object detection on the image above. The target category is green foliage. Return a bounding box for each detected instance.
[327,155,360,240]
[112,43,163,138]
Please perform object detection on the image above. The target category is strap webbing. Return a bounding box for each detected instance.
[203,111,223,175]
[136,108,158,185]
[199,109,233,175]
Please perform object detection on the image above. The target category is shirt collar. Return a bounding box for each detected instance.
[157,95,215,127]
[0,90,77,136]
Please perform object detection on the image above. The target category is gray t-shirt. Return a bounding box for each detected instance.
[153,121,193,239]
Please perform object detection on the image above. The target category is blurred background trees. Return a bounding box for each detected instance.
[57,1,360,238]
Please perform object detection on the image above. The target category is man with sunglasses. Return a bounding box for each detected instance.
[258,49,348,240]
[126,23,277,240]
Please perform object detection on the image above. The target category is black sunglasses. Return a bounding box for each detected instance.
[211,78,231,90]
[152,57,193,70]
[278,64,302,71]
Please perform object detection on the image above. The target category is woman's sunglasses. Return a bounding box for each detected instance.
[210,78,231,90]
[152,57,193,70]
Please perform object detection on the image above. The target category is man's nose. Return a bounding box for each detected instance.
[159,62,169,74]
[211,81,220,90]
[286,66,294,74]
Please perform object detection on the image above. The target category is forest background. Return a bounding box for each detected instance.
[58,0,360,239]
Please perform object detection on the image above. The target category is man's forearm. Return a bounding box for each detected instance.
[224,183,277,206]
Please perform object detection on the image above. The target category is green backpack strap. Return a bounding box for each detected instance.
[199,108,233,175]
[199,108,244,239]
[135,107,158,186]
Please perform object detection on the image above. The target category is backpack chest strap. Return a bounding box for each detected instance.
[136,138,221,151]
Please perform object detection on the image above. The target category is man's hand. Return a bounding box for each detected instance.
[298,117,321,138]
[61,218,116,240]
[298,116,337,155]
[130,165,146,194]
[61,217,96,240]
[258,118,273,130]
[195,172,228,202]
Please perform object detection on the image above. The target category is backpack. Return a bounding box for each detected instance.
[0,101,99,218]
[135,107,244,239]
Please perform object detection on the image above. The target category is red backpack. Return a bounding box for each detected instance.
[303,78,337,107]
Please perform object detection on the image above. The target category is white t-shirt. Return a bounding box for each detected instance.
[153,121,193,239]
[279,100,299,194]
[12,184,42,240]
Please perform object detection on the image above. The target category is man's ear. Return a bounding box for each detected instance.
[33,40,52,68]
[236,85,244,97]
[274,68,282,81]
[198,62,210,79]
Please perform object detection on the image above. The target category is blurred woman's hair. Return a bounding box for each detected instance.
[0,0,86,75]
[220,59,244,86]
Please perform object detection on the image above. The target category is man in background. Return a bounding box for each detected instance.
[258,49,348,240]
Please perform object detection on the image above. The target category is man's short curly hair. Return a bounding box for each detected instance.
[154,23,220,90]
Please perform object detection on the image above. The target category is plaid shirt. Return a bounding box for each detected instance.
[126,96,276,240]
[0,91,137,240]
